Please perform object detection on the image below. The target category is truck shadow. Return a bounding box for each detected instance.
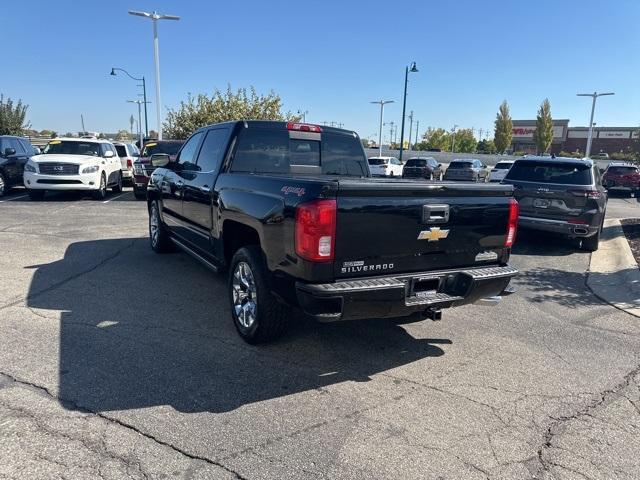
[26,238,448,414]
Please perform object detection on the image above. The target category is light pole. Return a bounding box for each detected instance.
[371,100,394,156]
[297,110,309,122]
[415,120,420,148]
[399,62,418,161]
[451,124,458,152]
[111,67,148,137]
[407,111,415,152]
[127,100,145,149]
[129,10,180,140]
[577,91,615,158]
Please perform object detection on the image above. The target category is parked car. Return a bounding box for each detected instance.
[132,140,184,199]
[502,156,607,251]
[402,157,443,180]
[489,160,516,182]
[443,159,490,182]
[113,142,139,183]
[368,156,403,177]
[146,120,518,344]
[602,162,640,196]
[0,135,37,196]
[591,152,610,160]
[23,138,123,200]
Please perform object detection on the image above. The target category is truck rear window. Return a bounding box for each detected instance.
[231,129,368,177]
[506,161,593,185]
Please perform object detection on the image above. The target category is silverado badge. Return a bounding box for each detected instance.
[418,227,450,242]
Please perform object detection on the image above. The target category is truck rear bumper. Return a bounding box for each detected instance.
[295,265,517,322]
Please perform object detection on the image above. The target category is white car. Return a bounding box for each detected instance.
[368,156,403,177]
[23,138,123,200]
[114,142,140,182]
[489,160,515,182]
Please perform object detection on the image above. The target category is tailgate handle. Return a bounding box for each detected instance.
[423,204,450,224]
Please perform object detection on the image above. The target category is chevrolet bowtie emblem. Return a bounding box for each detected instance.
[418,227,450,241]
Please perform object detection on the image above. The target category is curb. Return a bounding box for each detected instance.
[587,219,640,318]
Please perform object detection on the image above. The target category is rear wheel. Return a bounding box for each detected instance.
[581,231,600,252]
[112,171,123,193]
[133,185,146,200]
[229,246,290,344]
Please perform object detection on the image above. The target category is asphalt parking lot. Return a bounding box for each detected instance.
[1,187,640,480]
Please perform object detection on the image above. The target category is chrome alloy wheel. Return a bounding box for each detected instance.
[232,262,258,328]
[149,203,160,247]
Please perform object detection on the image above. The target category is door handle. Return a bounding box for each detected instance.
[423,204,450,224]
[199,185,211,193]
[175,180,184,187]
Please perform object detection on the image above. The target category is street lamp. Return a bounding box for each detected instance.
[297,110,309,123]
[128,10,180,140]
[450,124,458,152]
[371,100,394,156]
[577,91,614,158]
[111,67,148,137]
[399,61,418,161]
[127,100,145,148]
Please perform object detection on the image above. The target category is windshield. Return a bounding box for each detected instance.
[43,140,101,156]
[607,166,638,175]
[406,159,427,167]
[448,161,473,169]
[230,129,368,177]
[494,162,513,170]
[506,161,593,185]
[368,158,389,165]
[142,142,183,157]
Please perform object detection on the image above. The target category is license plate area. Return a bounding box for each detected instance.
[533,198,550,208]
[409,276,440,298]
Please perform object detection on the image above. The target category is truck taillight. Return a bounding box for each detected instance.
[127,159,133,168]
[295,199,336,262]
[287,122,322,133]
[505,198,519,247]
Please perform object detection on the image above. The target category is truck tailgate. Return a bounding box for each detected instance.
[334,179,514,278]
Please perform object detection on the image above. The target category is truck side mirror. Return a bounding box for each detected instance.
[4,147,16,157]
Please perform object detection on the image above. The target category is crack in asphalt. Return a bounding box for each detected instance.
[0,371,249,480]
[534,364,640,479]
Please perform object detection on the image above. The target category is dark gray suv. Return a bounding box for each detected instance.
[443,158,490,182]
[502,156,607,251]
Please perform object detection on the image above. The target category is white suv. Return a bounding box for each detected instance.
[24,138,123,200]
[368,156,403,177]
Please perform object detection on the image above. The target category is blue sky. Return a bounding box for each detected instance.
[4,0,639,141]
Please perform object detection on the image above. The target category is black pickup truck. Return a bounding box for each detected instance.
[146,121,518,343]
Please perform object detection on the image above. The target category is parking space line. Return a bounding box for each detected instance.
[0,194,28,203]
[102,192,130,204]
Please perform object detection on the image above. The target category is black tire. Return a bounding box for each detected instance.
[93,173,107,200]
[28,189,45,200]
[133,185,146,200]
[149,200,174,253]
[112,171,123,193]
[229,246,290,344]
[0,171,7,197]
[390,172,395,177]
[581,231,600,252]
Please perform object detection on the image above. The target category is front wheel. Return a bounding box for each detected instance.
[229,246,290,344]
[93,173,107,200]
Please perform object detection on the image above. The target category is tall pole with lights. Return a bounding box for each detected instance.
[398,62,418,161]
[128,10,180,140]
[371,100,394,156]
[111,67,148,137]
[577,91,614,158]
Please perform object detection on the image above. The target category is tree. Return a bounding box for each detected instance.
[163,86,300,139]
[477,139,496,154]
[361,138,372,148]
[115,130,131,141]
[533,98,553,155]
[452,128,476,153]
[0,95,30,136]
[417,127,450,151]
[494,100,513,154]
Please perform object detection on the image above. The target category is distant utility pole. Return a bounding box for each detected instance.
[451,124,458,152]
[478,128,484,141]
[576,91,615,158]
[415,120,420,147]
[371,100,395,156]
[81,114,86,133]
[297,110,308,122]
[407,111,414,151]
